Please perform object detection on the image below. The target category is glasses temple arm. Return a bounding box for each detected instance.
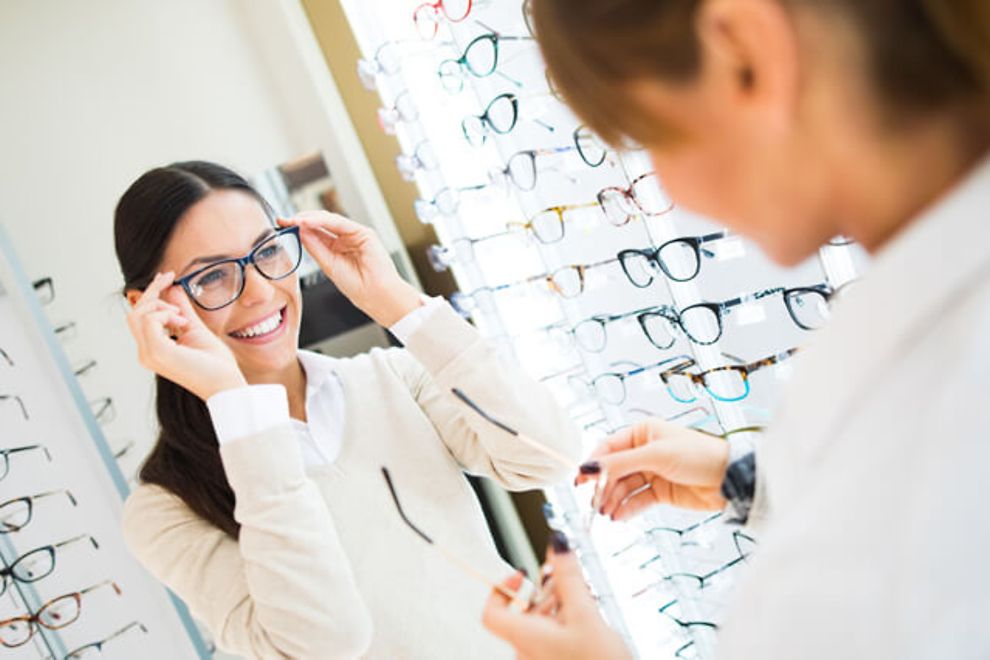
[450,389,576,469]
[381,467,526,602]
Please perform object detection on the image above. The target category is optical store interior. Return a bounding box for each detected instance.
[2,1,989,659]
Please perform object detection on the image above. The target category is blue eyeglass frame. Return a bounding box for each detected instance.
[172,226,302,311]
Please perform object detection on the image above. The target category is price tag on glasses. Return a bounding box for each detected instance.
[713,236,746,261]
[734,300,767,327]
[774,362,795,381]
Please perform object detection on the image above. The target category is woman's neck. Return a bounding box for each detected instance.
[243,358,308,422]
[836,110,990,255]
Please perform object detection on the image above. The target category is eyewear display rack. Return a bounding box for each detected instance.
[0,225,210,660]
[339,1,868,657]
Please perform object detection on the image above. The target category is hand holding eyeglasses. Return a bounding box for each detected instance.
[127,272,245,401]
[576,419,729,519]
[482,533,632,660]
[277,212,421,327]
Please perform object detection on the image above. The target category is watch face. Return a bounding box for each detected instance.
[722,452,757,522]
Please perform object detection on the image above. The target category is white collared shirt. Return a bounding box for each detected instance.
[207,296,442,467]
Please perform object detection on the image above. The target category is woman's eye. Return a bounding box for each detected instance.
[255,244,282,261]
[194,268,228,289]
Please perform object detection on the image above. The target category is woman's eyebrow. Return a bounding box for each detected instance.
[180,228,276,274]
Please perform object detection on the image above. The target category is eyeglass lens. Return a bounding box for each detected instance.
[185,230,302,310]
[785,288,831,330]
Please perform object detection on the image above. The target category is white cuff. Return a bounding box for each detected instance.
[206,384,290,445]
[726,432,756,464]
[388,295,443,345]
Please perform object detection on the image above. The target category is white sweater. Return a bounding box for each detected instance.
[122,304,581,659]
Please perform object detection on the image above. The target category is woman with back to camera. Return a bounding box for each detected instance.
[114,161,579,659]
[483,0,990,658]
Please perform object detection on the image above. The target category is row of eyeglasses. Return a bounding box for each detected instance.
[0,345,144,656]
[543,499,757,659]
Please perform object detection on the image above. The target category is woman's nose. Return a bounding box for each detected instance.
[238,265,276,307]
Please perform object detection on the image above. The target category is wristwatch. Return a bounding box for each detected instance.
[720,435,757,523]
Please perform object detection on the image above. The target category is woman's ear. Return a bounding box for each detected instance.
[124,289,142,308]
[697,0,801,119]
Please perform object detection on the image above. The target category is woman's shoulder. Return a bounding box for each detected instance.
[121,482,203,550]
[313,346,426,389]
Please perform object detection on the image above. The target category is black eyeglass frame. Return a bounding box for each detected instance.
[172,226,303,311]
[438,31,533,90]
[0,445,51,482]
[461,93,519,146]
[617,231,729,288]
[0,534,99,596]
[676,283,832,345]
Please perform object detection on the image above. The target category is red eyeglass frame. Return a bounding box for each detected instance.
[413,0,474,39]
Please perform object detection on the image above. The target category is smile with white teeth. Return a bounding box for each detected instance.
[230,308,284,339]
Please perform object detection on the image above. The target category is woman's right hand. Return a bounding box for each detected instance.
[576,419,730,519]
[127,272,246,401]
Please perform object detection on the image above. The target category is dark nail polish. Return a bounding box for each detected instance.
[579,461,601,475]
[550,530,570,554]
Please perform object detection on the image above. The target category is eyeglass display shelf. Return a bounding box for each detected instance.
[0,224,210,659]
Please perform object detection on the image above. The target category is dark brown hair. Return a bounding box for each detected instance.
[114,161,274,539]
[532,0,990,146]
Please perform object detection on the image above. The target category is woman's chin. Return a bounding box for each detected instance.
[229,333,300,380]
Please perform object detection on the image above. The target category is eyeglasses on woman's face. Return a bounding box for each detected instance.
[173,226,303,312]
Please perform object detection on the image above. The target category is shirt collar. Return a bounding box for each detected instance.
[297,349,340,400]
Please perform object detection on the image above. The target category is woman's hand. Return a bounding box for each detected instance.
[127,272,246,401]
[277,212,421,327]
[482,534,632,660]
[577,419,730,520]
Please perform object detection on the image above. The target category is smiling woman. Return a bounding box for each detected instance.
[112,161,580,659]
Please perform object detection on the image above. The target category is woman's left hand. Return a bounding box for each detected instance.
[278,212,421,327]
[482,534,632,660]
